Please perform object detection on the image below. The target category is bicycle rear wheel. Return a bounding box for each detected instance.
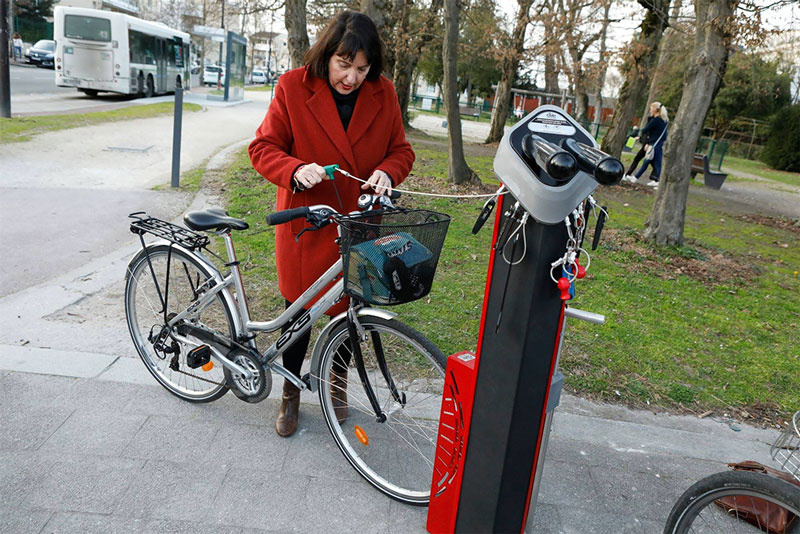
[125,244,234,402]
[316,316,446,505]
[664,470,800,533]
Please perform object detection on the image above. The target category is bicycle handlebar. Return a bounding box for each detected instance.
[522,134,578,183]
[265,207,310,226]
[561,138,624,185]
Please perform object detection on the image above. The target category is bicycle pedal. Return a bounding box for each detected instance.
[186,345,211,369]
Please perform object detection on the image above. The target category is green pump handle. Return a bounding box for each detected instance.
[323,164,339,180]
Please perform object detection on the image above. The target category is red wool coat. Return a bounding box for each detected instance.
[248,67,415,315]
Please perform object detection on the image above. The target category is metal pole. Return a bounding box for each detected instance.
[0,0,10,118]
[171,84,183,187]
[217,0,224,88]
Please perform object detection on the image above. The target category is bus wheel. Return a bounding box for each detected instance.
[137,74,145,97]
[145,75,154,98]
[80,89,99,97]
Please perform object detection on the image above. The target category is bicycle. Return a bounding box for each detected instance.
[664,410,800,533]
[124,192,451,505]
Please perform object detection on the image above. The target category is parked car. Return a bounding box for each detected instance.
[250,70,267,84]
[27,39,55,68]
[203,65,225,86]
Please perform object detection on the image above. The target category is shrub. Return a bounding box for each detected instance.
[760,104,800,172]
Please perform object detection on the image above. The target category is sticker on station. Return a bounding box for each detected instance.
[458,353,476,362]
[527,111,576,136]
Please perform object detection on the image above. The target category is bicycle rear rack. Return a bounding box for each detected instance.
[129,212,209,250]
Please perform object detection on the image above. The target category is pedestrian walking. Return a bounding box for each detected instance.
[12,33,24,62]
[248,10,415,437]
[622,102,669,189]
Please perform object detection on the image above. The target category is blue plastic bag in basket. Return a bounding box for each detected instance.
[348,232,433,304]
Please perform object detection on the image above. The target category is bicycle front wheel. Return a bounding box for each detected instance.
[664,470,800,533]
[316,316,446,505]
[125,244,234,402]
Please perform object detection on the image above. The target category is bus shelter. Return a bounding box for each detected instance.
[193,25,247,102]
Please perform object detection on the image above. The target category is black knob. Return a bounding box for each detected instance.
[547,152,578,182]
[595,158,625,185]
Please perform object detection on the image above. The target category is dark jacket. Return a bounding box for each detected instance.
[640,116,667,147]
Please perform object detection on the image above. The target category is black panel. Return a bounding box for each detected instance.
[455,194,568,532]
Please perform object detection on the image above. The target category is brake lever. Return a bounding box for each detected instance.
[295,209,334,241]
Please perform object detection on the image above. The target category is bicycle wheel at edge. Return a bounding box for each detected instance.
[664,470,800,534]
[316,316,446,505]
[125,244,234,402]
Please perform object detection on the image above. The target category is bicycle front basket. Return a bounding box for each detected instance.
[340,209,450,306]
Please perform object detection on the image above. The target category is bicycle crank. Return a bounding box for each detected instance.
[223,350,272,404]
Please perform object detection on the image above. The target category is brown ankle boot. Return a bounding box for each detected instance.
[331,369,348,423]
[275,381,300,437]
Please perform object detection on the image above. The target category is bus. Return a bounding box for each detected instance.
[54,6,191,97]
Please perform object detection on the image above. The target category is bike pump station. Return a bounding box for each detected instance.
[426,105,623,533]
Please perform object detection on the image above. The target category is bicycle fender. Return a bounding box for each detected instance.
[306,308,397,393]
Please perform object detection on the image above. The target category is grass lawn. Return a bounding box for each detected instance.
[0,102,203,143]
[245,85,274,92]
[211,136,799,426]
[723,156,800,188]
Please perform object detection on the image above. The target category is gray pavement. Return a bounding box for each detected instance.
[0,102,790,533]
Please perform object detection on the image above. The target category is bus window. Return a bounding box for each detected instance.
[65,15,111,42]
[130,30,156,65]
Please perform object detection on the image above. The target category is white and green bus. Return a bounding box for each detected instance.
[54,6,191,97]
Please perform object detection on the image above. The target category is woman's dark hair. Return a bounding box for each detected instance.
[304,11,384,82]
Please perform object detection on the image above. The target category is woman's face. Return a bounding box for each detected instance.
[650,104,660,117]
[328,50,370,95]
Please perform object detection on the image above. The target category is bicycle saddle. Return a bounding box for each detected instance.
[184,208,249,232]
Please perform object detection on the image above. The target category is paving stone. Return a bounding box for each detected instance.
[208,468,309,531]
[39,511,148,533]
[49,378,142,413]
[22,455,144,514]
[299,475,392,533]
[208,423,289,472]
[0,451,60,508]
[115,459,228,522]
[388,499,428,533]
[145,519,281,533]
[526,502,563,534]
[588,464,684,523]
[554,507,664,534]
[40,410,147,455]
[122,415,222,464]
[536,459,604,511]
[0,404,74,452]
[281,429,364,482]
[0,508,52,533]
[0,372,77,407]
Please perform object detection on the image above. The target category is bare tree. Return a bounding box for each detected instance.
[485,0,534,143]
[285,0,310,68]
[600,0,670,158]
[644,0,739,245]
[540,0,560,95]
[641,0,684,127]
[591,0,613,134]
[443,0,477,184]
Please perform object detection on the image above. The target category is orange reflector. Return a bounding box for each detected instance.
[354,425,369,446]
[201,361,214,372]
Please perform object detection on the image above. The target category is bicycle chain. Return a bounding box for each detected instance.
[169,354,229,389]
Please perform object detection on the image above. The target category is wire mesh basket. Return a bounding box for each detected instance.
[339,209,450,306]
[770,410,800,482]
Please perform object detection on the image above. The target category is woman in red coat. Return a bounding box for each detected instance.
[249,11,415,437]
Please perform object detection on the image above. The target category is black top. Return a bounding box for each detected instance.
[641,116,667,147]
[330,85,360,131]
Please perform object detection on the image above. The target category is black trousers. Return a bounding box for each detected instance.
[281,300,351,379]
[627,146,647,176]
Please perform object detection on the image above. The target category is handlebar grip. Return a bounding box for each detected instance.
[562,139,624,185]
[521,134,578,183]
[265,207,310,226]
[388,189,401,200]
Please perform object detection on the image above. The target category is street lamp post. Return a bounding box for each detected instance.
[217,0,225,89]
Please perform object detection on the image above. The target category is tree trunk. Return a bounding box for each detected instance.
[394,55,417,127]
[644,0,738,246]
[361,0,395,73]
[285,0,310,69]
[443,0,476,184]
[592,0,612,133]
[641,0,683,129]
[600,0,670,158]
[486,0,534,143]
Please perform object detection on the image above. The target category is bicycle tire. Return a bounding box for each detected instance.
[664,470,800,533]
[125,244,234,402]
[315,316,446,505]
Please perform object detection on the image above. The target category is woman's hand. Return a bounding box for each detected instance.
[362,169,392,196]
[644,144,650,151]
[293,163,326,190]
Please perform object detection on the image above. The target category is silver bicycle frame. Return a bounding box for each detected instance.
[160,231,350,390]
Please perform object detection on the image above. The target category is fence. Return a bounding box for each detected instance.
[13,17,53,44]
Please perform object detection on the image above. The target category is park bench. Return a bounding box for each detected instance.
[690,153,728,190]
[459,105,481,120]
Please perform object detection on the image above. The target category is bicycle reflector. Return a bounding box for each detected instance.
[354,425,369,446]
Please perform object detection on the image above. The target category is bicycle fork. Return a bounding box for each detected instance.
[346,307,405,423]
